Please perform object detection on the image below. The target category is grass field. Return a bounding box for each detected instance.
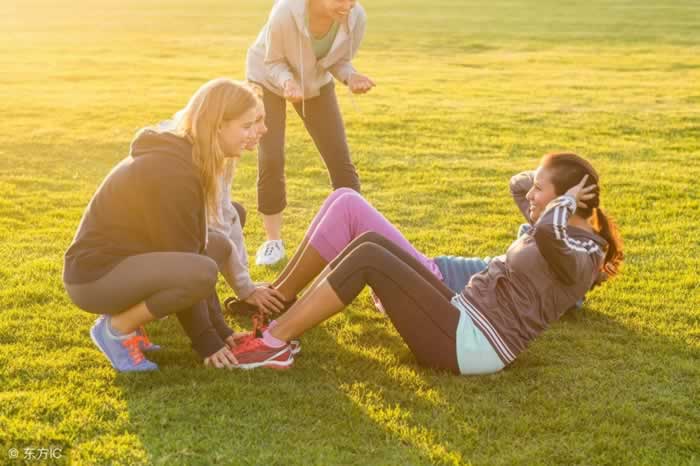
[1,0,699,464]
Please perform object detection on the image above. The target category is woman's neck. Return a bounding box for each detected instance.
[308,0,332,21]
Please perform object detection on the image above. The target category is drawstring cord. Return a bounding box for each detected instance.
[347,24,360,114]
[299,5,361,118]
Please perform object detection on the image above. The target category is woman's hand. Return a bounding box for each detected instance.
[203,346,238,369]
[283,79,304,103]
[224,333,243,350]
[244,285,286,316]
[565,174,598,209]
[348,72,375,94]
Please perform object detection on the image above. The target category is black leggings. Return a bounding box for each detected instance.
[255,81,361,215]
[326,232,460,373]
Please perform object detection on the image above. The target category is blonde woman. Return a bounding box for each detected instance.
[206,88,288,316]
[247,0,375,266]
[63,78,260,372]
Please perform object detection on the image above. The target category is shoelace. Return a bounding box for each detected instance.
[235,333,264,353]
[121,335,146,365]
[263,242,279,257]
[139,326,154,348]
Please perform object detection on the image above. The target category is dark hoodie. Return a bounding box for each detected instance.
[64,129,232,357]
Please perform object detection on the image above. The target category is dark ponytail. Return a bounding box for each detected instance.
[541,152,624,285]
[591,207,624,280]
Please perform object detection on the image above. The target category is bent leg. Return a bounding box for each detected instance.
[272,242,460,372]
[65,252,218,319]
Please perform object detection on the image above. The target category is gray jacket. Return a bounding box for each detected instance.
[246,0,366,99]
[455,172,608,365]
[209,161,256,299]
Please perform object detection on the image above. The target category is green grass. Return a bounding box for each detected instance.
[1,0,699,464]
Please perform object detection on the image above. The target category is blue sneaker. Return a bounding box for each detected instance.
[90,316,158,372]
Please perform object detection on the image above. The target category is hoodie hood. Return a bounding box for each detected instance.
[129,128,193,163]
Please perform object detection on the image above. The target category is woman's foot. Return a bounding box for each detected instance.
[224,293,297,316]
[223,296,258,316]
[231,337,294,370]
[255,239,286,266]
[232,322,301,355]
[90,316,158,372]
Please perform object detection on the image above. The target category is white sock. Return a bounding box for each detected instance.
[105,317,137,340]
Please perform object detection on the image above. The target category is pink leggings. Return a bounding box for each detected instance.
[305,188,443,281]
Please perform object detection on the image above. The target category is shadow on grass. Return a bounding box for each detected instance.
[111,296,699,465]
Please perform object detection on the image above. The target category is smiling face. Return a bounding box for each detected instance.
[525,166,559,222]
[321,0,356,21]
[243,100,267,152]
[217,106,258,158]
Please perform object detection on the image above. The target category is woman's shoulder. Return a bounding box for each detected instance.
[268,0,298,23]
[353,2,367,20]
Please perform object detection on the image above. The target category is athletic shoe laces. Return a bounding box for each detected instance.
[139,326,154,348]
[263,242,277,256]
[235,335,265,353]
[122,335,146,365]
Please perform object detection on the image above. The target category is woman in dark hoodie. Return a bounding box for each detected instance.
[63,78,260,372]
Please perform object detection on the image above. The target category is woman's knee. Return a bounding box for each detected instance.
[232,201,247,229]
[348,231,387,249]
[188,256,219,299]
[347,241,388,265]
[206,231,233,265]
[332,187,358,198]
[333,191,371,219]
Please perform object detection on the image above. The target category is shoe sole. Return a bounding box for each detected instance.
[255,258,286,266]
[236,348,294,370]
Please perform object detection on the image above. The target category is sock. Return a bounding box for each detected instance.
[105,316,137,340]
[262,328,286,348]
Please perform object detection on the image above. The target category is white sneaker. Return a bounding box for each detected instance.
[255,240,286,266]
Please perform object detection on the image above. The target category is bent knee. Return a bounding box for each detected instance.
[188,257,219,299]
[333,187,359,198]
[352,230,386,246]
[206,232,233,265]
[349,242,389,264]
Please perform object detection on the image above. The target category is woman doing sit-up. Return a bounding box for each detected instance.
[231,153,623,374]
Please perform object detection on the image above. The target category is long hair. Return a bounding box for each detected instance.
[175,78,257,222]
[541,153,624,282]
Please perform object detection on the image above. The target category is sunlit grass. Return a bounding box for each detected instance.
[1,0,699,464]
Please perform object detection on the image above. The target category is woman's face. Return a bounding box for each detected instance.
[322,0,356,21]
[243,101,267,152]
[526,166,558,222]
[218,107,258,158]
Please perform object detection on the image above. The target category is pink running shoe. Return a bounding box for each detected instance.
[233,330,301,355]
[232,337,293,370]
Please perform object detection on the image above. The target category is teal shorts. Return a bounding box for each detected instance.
[451,295,506,375]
